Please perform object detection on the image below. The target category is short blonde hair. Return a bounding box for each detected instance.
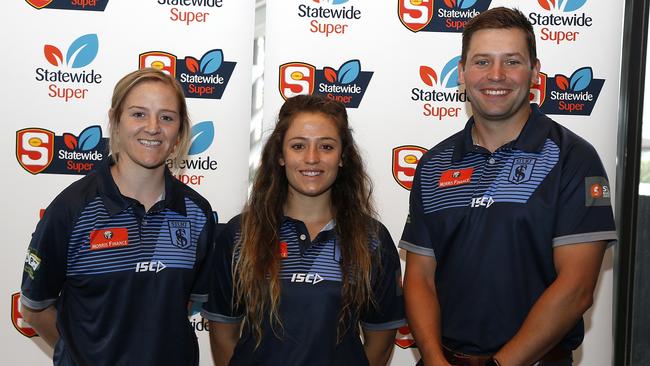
[108,68,191,170]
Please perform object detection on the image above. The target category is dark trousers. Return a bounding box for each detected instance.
[415,354,572,366]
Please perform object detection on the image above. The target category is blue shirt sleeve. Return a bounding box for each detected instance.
[553,139,617,247]
[201,216,244,323]
[399,160,436,258]
[190,209,216,304]
[20,196,72,310]
[360,222,406,330]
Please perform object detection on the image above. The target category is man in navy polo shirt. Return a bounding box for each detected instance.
[400,7,616,366]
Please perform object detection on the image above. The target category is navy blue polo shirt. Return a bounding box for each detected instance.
[399,104,616,354]
[21,160,214,366]
[202,215,405,365]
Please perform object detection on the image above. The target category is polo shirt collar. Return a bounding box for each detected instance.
[97,158,187,216]
[452,104,551,162]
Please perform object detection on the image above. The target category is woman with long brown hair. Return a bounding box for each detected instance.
[203,94,405,365]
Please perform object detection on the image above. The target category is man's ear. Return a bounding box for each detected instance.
[458,61,466,84]
[530,59,541,85]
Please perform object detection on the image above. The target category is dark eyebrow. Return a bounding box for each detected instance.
[286,136,339,142]
[471,52,525,59]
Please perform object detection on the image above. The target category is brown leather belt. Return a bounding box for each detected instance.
[442,345,571,366]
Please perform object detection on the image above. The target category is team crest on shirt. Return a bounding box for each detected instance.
[168,221,191,249]
[508,158,536,184]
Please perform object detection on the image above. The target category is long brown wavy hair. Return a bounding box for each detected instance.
[234,94,377,346]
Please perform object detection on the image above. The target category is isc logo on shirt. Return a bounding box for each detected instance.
[470,195,494,208]
[135,261,166,273]
[290,273,323,285]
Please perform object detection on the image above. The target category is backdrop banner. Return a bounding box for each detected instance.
[2,1,254,364]
[263,1,622,365]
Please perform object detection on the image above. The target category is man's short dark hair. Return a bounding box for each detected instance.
[461,7,537,68]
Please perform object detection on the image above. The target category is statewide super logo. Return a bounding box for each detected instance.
[11,293,37,338]
[16,125,108,175]
[412,56,467,119]
[188,302,210,332]
[157,0,224,26]
[279,59,372,108]
[25,0,108,11]
[140,49,235,99]
[167,121,218,186]
[585,176,611,206]
[298,0,361,37]
[36,34,103,101]
[531,67,603,115]
[395,325,416,349]
[393,145,427,190]
[529,0,593,44]
[398,0,491,33]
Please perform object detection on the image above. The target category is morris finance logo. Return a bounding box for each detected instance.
[529,0,593,44]
[398,0,491,33]
[167,121,218,186]
[412,56,467,120]
[16,125,108,175]
[298,0,361,37]
[157,0,224,26]
[279,59,373,108]
[140,49,236,99]
[90,228,129,250]
[35,34,103,102]
[25,0,109,11]
[393,145,427,190]
[532,67,604,115]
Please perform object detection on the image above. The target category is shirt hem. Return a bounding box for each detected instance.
[361,318,407,331]
[201,310,243,324]
[19,293,57,310]
[398,240,435,257]
[553,231,618,248]
[190,293,208,303]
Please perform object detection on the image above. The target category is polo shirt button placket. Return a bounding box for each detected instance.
[470,154,494,203]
